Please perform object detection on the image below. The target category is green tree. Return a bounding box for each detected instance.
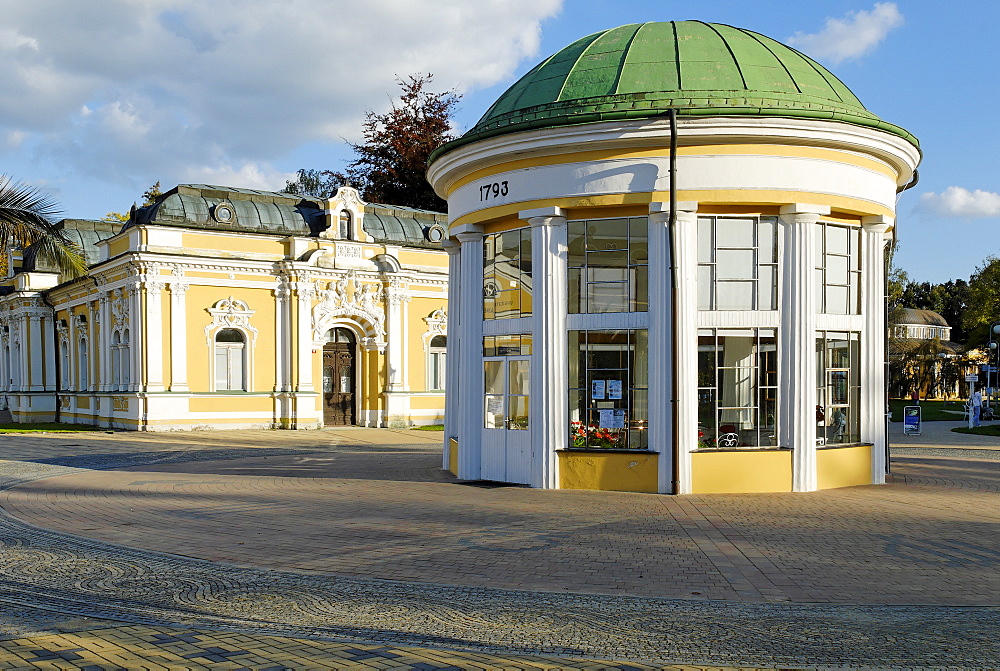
[282,169,343,199]
[102,181,162,224]
[963,256,1000,348]
[291,74,459,212]
[0,175,85,276]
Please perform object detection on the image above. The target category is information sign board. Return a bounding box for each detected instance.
[902,405,921,435]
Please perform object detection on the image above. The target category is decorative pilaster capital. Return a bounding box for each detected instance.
[861,215,893,235]
[441,238,461,255]
[779,203,830,226]
[455,230,483,245]
[170,282,190,297]
[649,201,699,225]
[519,206,567,227]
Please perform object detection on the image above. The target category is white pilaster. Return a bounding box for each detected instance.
[862,215,893,484]
[274,275,292,393]
[169,283,189,392]
[668,203,700,494]
[28,314,45,391]
[295,283,315,392]
[779,203,830,492]
[128,283,143,392]
[384,280,410,392]
[442,239,461,470]
[456,228,484,480]
[98,293,110,392]
[145,280,165,392]
[522,206,567,489]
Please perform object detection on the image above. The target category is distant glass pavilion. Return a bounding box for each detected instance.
[428,21,921,493]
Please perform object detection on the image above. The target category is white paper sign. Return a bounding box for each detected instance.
[607,379,623,400]
[591,380,606,400]
[599,409,626,429]
[487,396,503,415]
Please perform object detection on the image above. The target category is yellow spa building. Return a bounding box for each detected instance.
[0,184,450,430]
[428,21,921,493]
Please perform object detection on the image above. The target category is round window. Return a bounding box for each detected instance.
[213,204,236,223]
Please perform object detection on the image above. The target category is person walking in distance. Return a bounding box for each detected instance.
[971,388,984,428]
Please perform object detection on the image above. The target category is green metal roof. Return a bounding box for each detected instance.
[127,184,447,248]
[431,21,917,163]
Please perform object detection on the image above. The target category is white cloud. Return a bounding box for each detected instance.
[918,186,1000,218]
[182,163,298,192]
[787,3,903,65]
[0,0,562,196]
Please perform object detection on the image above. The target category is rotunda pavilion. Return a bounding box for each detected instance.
[428,21,920,493]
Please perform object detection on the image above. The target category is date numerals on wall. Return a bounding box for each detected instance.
[479,181,509,201]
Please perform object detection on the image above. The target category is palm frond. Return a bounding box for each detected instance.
[0,175,86,278]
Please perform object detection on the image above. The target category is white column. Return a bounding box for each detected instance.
[456,229,484,480]
[442,240,461,470]
[145,281,165,392]
[862,216,893,484]
[168,283,189,391]
[295,283,315,392]
[98,293,110,392]
[522,207,567,489]
[779,203,829,492]
[670,203,700,494]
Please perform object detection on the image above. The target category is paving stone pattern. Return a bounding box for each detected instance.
[0,428,996,667]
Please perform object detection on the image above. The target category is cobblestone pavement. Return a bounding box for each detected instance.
[0,427,996,668]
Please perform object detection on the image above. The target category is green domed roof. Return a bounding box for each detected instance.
[433,21,916,161]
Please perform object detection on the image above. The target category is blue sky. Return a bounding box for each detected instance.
[1,1,997,283]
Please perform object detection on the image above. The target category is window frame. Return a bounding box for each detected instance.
[567,216,648,315]
[213,328,248,392]
[697,215,778,311]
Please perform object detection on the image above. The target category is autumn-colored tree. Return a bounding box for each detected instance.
[102,181,163,224]
[290,75,459,212]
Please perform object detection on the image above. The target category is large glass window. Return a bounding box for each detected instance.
[428,335,446,391]
[568,329,648,449]
[483,228,532,319]
[816,331,861,445]
[214,328,246,391]
[568,217,648,314]
[815,223,861,315]
[697,329,778,449]
[697,216,778,310]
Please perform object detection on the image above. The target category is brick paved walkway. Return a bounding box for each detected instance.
[0,426,996,667]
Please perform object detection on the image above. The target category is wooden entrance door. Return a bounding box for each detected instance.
[323,328,356,425]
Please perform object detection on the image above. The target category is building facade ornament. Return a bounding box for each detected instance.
[204,297,258,347]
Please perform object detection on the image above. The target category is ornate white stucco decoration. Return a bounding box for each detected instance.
[311,271,386,349]
[204,297,258,347]
[422,309,447,336]
[110,289,128,329]
[320,185,370,242]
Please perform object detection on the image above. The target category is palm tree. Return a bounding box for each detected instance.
[0,175,85,277]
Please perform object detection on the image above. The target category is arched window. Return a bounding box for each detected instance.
[215,328,246,391]
[11,344,20,389]
[78,339,89,391]
[60,341,71,390]
[339,210,353,240]
[428,334,447,391]
[111,332,121,390]
[121,329,131,389]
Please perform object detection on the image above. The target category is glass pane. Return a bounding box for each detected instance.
[814,228,823,268]
[483,336,495,357]
[588,282,629,313]
[850,227,861,270]
[508,360,529,395]
[698,217,714,263]
[495,335,521,356]
[567,220,586,266]
[759,218,776,263]
[633,329,648,388]
[484,360,504,394]
[698,387,717,447]
[339,364,351,392]
[587,219,628,251]
[494,290,520,319]
[215,351,228,389]
[508,395,529,430]
[632,265,648,312]
[829,370,849,404]
[217,328,244,343]
[716,249,755,280]
[630,388,648,448]
[520,334,533,355]
[716,281,754,310]
[716,218,754,247]
[231,353,244,390]
[568,331,582,388]
[815,268,824,309]
[587,249,630,269]
[520,228,532,276]
[698,264,714,310]
[698,336,718,389]
[826,285,849,315]
[485,395,504,429]
[826,255,849,285]
[568,267,582,313]
[520,284,532,318]
[849,275,860,315]
[759,265,776,310]
[826,225,849,255]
